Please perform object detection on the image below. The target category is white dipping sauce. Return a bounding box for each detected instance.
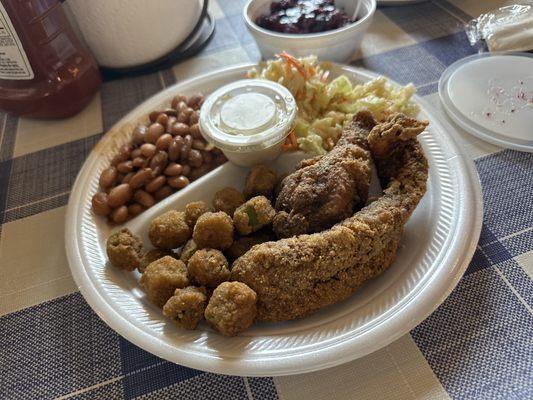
[220,93,276,133]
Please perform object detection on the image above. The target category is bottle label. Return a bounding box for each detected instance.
[0,3,34,80]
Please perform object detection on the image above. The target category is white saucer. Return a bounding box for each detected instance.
[439,53,533,152]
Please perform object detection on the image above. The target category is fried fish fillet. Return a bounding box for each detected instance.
[231,113,428,321]
[273,111,375,237]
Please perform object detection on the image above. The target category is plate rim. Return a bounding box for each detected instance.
[65,63,483,376]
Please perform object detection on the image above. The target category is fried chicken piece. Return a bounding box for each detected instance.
[273,111,374,237]
[232,113,428,321]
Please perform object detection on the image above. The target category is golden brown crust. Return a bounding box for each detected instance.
[163,286,207,330]
[231,113,428,322]
[106,228,143,271]
[193,212,234,250]
[243,165,277,199]
[212,187,245,217]
[204,282,257,336]
[184,201,210,227]
[139,248,175,273]
[188,249,230,287]
[149,211,191,249]
[140,256,189,308]
[274,112,374,236]
[233,196,276,236]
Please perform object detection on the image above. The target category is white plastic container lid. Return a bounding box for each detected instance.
[439,53,533,152]
[199,79,297,152]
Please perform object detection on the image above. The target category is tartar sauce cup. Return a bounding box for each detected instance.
[199,79,297,167]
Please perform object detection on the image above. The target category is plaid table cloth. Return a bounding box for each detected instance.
[1,1,532,399]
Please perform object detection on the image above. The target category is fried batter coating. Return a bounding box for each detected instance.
[225,233,272,261]
[193,212,234,250]
[188,249,230,287]
[272,211,309,238]
[185,201,210,227]
[163,286,207,329]
[149,210,191,249]
[140,256,189,307]
[212,187,245,216]
[232,112,428,321]
[243,165,277,199]
[204,282,257,336]
[139,248,175,273]
[274,112,374,236]
[180,239,198,264]
[106,228,143,271]
[233,196,275,236]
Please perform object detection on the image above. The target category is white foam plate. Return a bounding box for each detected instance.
[65,64,482,376]
[439,53,533,152]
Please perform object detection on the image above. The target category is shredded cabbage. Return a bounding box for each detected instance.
[247,54,419,154]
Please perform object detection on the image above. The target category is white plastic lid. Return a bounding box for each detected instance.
[439,53,533,152]
[199,79,296,152]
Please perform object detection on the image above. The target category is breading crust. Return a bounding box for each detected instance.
[231,113,428,321]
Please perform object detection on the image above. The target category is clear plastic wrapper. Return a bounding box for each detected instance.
[466,2,533,52]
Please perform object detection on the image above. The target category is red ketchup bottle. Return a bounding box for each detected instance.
[0,0,101,118]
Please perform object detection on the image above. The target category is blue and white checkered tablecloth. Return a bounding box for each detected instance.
[1,1,532,399]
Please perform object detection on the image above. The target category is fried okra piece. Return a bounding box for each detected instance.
[163,286,207,330]
[233,196,275,235]
[204,282,257,336]
[180,239,198,264]
[106,228,143,271]
[212,187,245,216]
[149,210,191,249]
[243,165,277,199]
[140,256,189,307]
[193,212,234,250]
[184,201,210,227]
[225,234,272,261]
[188,249,230,287]
[139,249,176,273]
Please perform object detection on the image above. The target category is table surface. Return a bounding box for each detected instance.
[1,1,532,399]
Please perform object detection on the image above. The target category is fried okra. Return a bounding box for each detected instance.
[139,248,176,273]
[204,282,257,336]
[212,187,244,216]
[106,228,143,271]
[225,234,272,261]
[188,249,230,287]
[180,239,198,264]
[185,201,210,227]
[140,256,189,307]
[193,212,234,250]
[163,286,207,330]
[233,196,275,235]
[149,210,191,249]
[243,165,277,199]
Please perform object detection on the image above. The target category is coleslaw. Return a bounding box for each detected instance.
[247,53,419,154]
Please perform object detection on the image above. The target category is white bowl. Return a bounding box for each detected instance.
[244,0,377,62]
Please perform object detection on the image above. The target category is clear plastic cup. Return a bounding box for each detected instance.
[199,79,297,166]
